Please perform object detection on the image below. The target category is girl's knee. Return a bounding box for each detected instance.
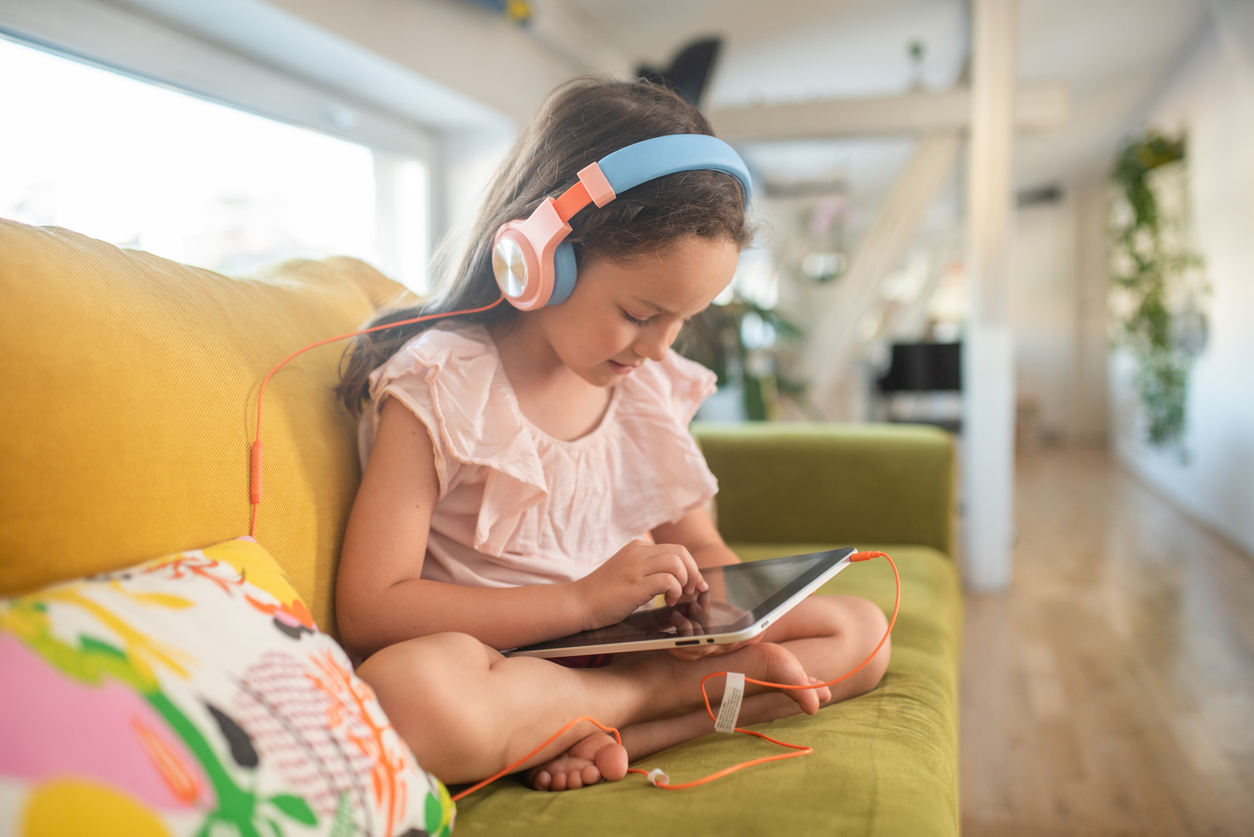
[847,597,891,692]
[357,634,498,772]
[358,631,491,688]
[853,595,890,637]
[815,596,890,695]
[808,594,887,638]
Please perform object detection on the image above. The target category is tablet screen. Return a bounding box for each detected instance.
[509,548,854,655]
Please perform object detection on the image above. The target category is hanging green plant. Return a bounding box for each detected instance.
[1109,129,1208,452]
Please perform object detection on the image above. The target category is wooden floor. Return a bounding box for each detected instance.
[960,450,1254,836]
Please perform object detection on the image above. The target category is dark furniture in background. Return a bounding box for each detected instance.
[876,342,963,433]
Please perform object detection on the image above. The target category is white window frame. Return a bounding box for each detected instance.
[0,0,439,290]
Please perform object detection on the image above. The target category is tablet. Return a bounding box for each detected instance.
[505,547,856,658]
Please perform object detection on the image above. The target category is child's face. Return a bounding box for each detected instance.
[533,235,739,388]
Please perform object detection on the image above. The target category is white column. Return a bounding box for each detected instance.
[963,0,1018,591]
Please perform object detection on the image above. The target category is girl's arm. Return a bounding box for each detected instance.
[337,397,702,660]
[651,507,741,569]
[338,397,588,659]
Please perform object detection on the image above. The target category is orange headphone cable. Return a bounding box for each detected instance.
[248,294,507,537]
[451,550,899,800]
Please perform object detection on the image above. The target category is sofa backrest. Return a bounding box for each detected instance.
[693,422,956,556]
[0,219,406,636]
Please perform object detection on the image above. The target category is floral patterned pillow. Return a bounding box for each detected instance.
[0,537,453,837]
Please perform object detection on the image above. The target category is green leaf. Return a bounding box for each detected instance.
[269,794,317,826]
[425,793,445,834]
[79,635,127,659]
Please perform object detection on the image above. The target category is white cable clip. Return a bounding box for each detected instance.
[647,768,669,787]
[714,671,746,734]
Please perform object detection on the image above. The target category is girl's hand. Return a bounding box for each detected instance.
[574,540,708,630]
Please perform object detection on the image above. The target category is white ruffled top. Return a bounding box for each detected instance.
[358,324,719,589]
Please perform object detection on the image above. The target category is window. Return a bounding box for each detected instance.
[0,36,428,291]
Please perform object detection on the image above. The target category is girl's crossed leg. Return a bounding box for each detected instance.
[357,593,889,791]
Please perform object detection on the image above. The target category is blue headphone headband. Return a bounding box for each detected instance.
[596,135,753,206]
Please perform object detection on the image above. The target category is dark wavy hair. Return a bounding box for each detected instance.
[336,75,753,415]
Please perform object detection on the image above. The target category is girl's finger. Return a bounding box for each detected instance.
[645,572,684,607]
[643,551,689,595]
[668,545,705,595]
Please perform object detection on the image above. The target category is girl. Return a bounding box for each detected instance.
[334,76,890,792]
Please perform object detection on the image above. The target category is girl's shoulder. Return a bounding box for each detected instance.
[373,321,494,377]
[622,350,718,426]
[365,322,501,414]
[361,321,544,499]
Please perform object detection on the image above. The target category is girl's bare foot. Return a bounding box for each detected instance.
[527,731,629,791]
[671,641,830,715]
[744,642,831,713]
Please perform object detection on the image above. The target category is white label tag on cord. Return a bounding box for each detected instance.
[714,672,745,733]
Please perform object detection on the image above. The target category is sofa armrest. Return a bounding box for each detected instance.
[691,422,955,557]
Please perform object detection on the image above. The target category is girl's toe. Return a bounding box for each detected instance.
[581,764,602,786]
[594,741,629,781]
[530,769,552,790]
[567,771,583,790]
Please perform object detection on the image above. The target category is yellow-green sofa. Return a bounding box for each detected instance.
[0,219,961,835]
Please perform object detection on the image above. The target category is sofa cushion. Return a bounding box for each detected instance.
[451,543,961,837]
[0,220,404,634]
[0,537,453,836]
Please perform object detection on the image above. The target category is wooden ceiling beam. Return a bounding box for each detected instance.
[709,83,1067,140]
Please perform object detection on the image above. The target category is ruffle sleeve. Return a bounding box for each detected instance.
[360,327,548,556]
[659,350,719,425]
[610,350,720,535]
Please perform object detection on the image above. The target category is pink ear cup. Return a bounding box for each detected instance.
[491,197,573,311]
[492,226,540,307]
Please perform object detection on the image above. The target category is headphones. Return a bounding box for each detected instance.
[490,134,753,311]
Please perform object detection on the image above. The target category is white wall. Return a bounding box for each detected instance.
[1011,197,1076,444]
[1071,181,1112,447]
[1007,179,1109,448]
[1109,21,1254,555]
